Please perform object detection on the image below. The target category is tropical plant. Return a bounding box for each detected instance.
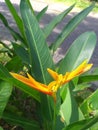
[0,0,98,129]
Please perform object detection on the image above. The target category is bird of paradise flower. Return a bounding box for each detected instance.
[10,60,92,101]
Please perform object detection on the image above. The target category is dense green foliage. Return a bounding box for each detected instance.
[0,0,98,129]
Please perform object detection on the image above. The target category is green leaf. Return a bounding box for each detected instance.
[0,81,13,118]
[52,4,95,52]
[0,64,11,81]
[0,64,40,101]
[74,83,90,91]
[78,75,98,84]
[58,31,96,74]
[56,115,65,130]
[80,89,98,117]
[43,4,75,38]
[5,0,26,41]
[63,117,96,130]
[60,82,84,125]
[2,112,40,130]
[0,13,24,42]
[20,0,54,83]
[0,126,3,130]
[90,122,98,130]
[20,0,55,124]
[37,6,48,22]
[12,43,30,65]
[5,56,23,72]
[80,115,98,130]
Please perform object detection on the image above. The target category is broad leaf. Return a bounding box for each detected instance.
[2,112,40,130]
[5,56,23,72]
[0,64,11,81]
[0,81,13,118]
[58,31,96,74]
[43,4,75,38]
[56,117,65,130]
[52,4,95,52]
[78,75,98,84]
[37,6,48,22]
[63,117,98,130]
[80,89,98,117]
[0,64,40,101]
[20,0,54,83]
[12,43,30,65]
[60,82,84,125]
[20,0,55,123]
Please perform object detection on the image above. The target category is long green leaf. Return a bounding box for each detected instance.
[3,112,40,130]
[52,4,95,52]
[80,115,98,130]
[80,89,98,117]
[58,31,96,74]
[5,56,23,72]
[60,82,84,125]
[0,64,40,101]
[0,81,13,118]
[20,0,54,123]
[63,117,96,130]
[5,0,26,39]
[36,6,48,22]
[0,64,11,81]
[0,13,24,42]
[20,0,54,83]
[43,4,75,38]
[12,43,30,65]
[78,75,98,83]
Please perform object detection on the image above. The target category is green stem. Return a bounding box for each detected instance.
[52,102,56,130]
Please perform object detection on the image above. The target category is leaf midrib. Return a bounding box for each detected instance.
[25,11,46,83]
[72,33,91,70]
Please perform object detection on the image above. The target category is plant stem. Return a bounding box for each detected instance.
[52,102,56,130]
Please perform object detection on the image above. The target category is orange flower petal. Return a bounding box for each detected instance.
[64,60,93,82]
[47,68,59,80]
[10,72,52,95]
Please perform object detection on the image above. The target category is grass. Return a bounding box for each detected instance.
[53,0,98,12]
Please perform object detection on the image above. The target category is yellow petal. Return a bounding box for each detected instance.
[47,68,59,80]
[64,60,93,81]
[10,72,52,95]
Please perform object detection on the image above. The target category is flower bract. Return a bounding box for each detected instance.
[10,60,93,99]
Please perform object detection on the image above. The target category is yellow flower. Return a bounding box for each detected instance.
[10,60,92,99]
[47,60,93,92]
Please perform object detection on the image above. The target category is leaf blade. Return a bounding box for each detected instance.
[43,4,75,38]
[52,4,95,52]
[2,112,40,130]
[5,0,25,38]
[0,81,13,118]
[20,0,54,83]
[37,6,48,22]
[58,31,96,74]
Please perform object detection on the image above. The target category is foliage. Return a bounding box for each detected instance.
[0,0,98,129]
[54,0,98,12]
